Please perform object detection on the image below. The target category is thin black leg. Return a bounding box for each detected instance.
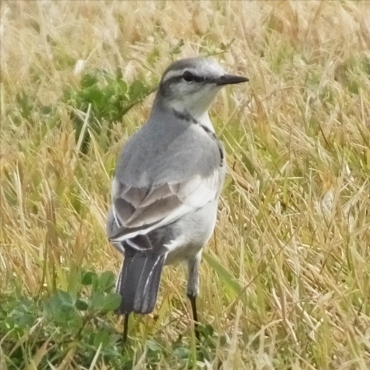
[123,313,129,343]
[188,294,200,340]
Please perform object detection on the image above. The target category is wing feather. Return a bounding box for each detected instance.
[109,170,220,243]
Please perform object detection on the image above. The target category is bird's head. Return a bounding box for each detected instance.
[155,57,248,119]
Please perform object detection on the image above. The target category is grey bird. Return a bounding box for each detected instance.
[106,57,248,341]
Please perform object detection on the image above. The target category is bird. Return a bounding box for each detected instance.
[106,57,248,342]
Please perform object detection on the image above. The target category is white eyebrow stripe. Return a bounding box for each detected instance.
[161,68,197,84]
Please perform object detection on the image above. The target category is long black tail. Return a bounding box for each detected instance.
[116,251,166,315]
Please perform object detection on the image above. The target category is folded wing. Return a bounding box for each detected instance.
[109,170,220,244]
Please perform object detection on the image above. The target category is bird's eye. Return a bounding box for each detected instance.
[183,71,195,82]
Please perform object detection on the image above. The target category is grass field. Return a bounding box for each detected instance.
[1,1,370,369]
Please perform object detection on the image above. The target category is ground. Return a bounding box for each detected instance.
[1,1,370,369]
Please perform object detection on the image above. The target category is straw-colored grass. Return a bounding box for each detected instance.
[1,1,370,369]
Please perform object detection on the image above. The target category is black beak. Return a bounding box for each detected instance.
[216,74,249,86]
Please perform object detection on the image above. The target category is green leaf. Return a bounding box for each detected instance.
[146,339,162,353]
[203,252,244,301]
[198,323,214,338]
[81,271,97,286]
[99,271,116,292]
[93,329,110,348]
[75,299,89,311]
[43,291,81,328]
[101,293,121,311]
[91,291,121,312]
[116,78,128,94]
[57,290,75,307]
[80,73,98,89]
[90,292,105,311]
[173,345,190,359]
[129,80,146,101]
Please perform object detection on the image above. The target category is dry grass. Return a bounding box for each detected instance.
[1,1,370,369]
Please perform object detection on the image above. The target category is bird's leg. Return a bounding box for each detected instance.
[187,253,202,340]
[123,313,130,343]
[187,293,200,340]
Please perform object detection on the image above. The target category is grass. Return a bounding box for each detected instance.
[1,1,370,369]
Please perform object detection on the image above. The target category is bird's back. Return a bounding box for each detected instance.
[114,109,224,189]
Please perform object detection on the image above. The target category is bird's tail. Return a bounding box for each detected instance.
[116,252,166,315]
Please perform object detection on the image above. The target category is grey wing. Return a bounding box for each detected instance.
[108,169,221,244]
